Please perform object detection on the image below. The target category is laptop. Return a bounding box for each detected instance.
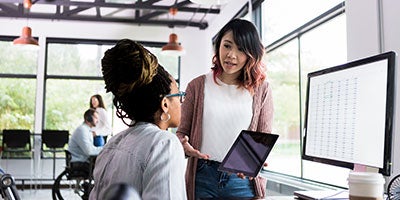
[218,130,279,177]
[293,190,349,200]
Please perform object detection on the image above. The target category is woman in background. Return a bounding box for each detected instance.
[177,18,274,200]
[89,39,187,200]
[90,94,112,146]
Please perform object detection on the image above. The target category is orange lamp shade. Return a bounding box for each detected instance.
[13,26,39,46]
[162,33,183,51]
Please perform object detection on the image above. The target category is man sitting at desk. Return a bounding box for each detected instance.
[68,108,103,175]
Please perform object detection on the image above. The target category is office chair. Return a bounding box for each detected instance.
[388,174,400,200]
[2,129,32,159]
[41,130,69,180]
[1,129,34,189]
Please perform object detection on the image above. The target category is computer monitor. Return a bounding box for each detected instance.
[302,51,396,176]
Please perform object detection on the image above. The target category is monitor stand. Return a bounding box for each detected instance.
[353,163,379,173]
[293,190,349,200]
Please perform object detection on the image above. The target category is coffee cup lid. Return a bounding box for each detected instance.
[348,172,385,184]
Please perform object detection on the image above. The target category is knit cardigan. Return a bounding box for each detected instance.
[176,75,274,200]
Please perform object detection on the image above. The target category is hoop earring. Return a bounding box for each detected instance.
[160,112,170,122]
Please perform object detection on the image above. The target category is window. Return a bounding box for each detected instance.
[0,39,37,132]
[0,38,38,158]
[47,43,106,76]
[262,0,343,46]
[266,40,301,176]
[262,1,348,187]
[300,13,348,187]
[0,40,38,75]
[44,39,181,138]
[44,40,114,134]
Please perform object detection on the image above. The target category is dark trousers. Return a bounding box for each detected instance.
[70,162,91,178]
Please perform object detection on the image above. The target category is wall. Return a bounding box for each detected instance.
[382,0,400,183]
[346,0,400,185]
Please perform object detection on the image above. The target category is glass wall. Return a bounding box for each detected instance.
[0,40,38,131]
[0,37,181,160]
[0,39,38,158]
[44,40,114,134]
[43,39,180,136]
[262,1,349,187]
[266,39,301,176]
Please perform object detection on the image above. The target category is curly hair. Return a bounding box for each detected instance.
[211,18,266,94]
[102,39,172,125]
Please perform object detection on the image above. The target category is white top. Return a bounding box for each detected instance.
[91,107,112,136]
[89,122,187,200]
[201,72,253,162]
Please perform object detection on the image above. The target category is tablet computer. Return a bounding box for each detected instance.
[218,130,279,177]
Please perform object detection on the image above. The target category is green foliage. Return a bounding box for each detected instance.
[47,44,102,76]
[44,79,111,133]
[0,42,37,74]
[0,79,35,131]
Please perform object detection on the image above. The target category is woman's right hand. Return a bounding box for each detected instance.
[179,134,209,159]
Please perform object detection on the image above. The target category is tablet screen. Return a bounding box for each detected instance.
[218,130,279,177]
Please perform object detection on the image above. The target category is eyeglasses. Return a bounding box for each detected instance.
[165,91,186,103]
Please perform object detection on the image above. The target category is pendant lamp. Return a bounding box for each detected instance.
[13,0,39,46]
[13,26,39,46]
[161,33,185,56]
[189,0,231,5]
[161,7,185,56]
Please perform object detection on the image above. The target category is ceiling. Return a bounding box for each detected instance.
[0,0,230,30]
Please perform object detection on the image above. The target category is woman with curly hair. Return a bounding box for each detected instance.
[90,39,187,200]
[177,19,274,200]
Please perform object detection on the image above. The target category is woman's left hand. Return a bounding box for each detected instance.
[236,173,254,180]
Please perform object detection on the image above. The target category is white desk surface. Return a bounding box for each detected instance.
[266,196,295,200]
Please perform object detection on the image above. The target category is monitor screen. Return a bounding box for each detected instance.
[302,51,396,176]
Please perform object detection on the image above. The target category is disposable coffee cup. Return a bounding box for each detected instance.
[347,171,385,200]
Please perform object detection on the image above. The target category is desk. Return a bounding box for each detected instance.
[266,196,294,200]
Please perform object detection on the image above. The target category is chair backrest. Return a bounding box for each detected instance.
[2,129,31,150]
[65,150,72,169]
[42,130,69,149]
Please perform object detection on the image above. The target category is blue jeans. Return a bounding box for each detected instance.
[195,159,254,200]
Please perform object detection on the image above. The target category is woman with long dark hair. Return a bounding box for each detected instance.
[177,19,274,199]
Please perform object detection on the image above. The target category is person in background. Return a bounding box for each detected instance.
[176,18,274,200]
[68,108,103,175]
[90,94,112,146]
[89,39,187,200]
